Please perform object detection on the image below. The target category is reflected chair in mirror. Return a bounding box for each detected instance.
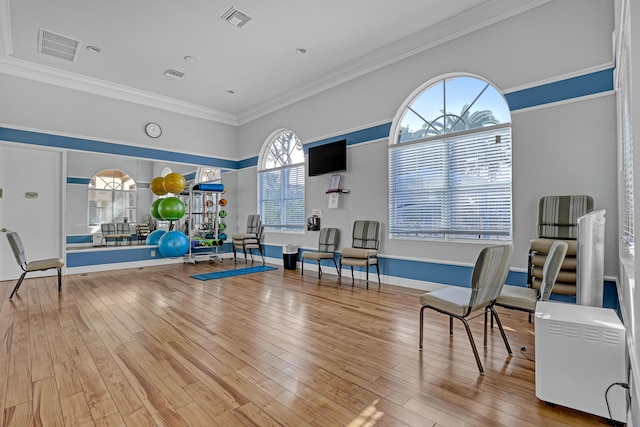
[339,220,380,289]
[419,244,514,374]
[528,195,593,296]
[495,240,568,326]
[233,214,263,263]
[4,230,65,299]
[301,228,340,278]
[116,222,131,245]
[101,223,118,246]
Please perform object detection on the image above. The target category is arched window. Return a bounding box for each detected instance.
[389,75,512,241]
[88,169,136,225]
[258,129,305,232]
[197,166,221,183]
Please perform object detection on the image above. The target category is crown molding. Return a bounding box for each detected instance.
[0,58,239,126]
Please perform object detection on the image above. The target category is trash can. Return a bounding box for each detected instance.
[282,244,298,270]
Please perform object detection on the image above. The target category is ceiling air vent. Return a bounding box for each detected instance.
[163,68,186,79]
[38,29,80,62]
[221,7,252,28]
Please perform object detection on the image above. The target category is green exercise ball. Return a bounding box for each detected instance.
[150,199,163,219]
[158,197,185,221]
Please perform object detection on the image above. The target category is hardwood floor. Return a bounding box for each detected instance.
[0,262,607,426]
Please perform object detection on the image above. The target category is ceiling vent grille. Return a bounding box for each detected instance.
[221,7,252,27]
[38,29,80,62]
[163,68,186,79]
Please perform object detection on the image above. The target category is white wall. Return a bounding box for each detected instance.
[237,0,617,274]
[0,144,62,281]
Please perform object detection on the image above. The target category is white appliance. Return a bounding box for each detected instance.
[576,209,606,307]
[92,232,103,247]
[535,301,627,423]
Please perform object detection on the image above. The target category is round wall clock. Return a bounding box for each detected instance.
[145,122,162,138]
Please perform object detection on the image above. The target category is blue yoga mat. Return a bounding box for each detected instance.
[191,265,277,281]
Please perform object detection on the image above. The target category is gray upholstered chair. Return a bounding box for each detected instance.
[4,230,64,299]
[243,223,265,264]
[101,223,118,246]
[233,214,264,263]
[528,195,593,296]
[500,240,568,316]
[339,220,380,289]
[301,228,340,278]
[419,244,514,374]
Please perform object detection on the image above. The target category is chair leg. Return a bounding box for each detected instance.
[333,258,339,276]
[301,259,304,276]
[375,263,381,287]
[350,266,354,285]
[57,268,62,293]
[488,306,513,355]
[10,272,27,299]
[317,260,321,279]
[365,263,369,289]
[449,317,453,335]
[419,305,427,350]
[460,317,485,374]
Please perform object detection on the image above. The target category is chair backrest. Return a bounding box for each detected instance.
[318,228,340,253]
[469,244,514,312]
[117,223,130,234]
[537,195,594,239]
[101,223,116,234]
[352,220,380,250]
[5,232,27,267]
[247,214,261,234]
[539,240,569,301]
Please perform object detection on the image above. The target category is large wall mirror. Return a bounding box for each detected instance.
[66,151,233,248]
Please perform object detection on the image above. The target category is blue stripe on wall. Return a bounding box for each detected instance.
[67,235,93,244]
[304,123,393,152]
[237,156,259,169]
[0,127,238,169]
[504,68,614,111]
[66,243,234,267]
[67,177,91,185]
[67,246,158,267]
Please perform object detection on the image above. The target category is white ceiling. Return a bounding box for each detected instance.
[0,0,548,125]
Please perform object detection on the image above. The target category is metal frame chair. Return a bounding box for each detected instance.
[338,220,380,288]
[301,228,340,278]
[419,244,514,374]
[4,230,64,299]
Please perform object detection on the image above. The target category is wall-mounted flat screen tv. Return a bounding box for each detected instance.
[308,139,347,177]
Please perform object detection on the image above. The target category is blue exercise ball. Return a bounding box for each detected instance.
[146,229,166,245]
[157,230,189,257]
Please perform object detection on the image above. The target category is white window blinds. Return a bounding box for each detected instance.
[389,126,512,239]
[259,164,305,232]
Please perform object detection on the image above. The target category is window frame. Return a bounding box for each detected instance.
[388,74,513,242]
[87,169,137,226]
[257,129,305,233]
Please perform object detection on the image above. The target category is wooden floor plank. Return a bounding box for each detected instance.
[0,263,609,426]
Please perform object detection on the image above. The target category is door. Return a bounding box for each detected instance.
[0,144,62,281]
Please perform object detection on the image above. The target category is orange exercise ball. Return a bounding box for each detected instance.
[163,173,186,194]
[150,177,168,196]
